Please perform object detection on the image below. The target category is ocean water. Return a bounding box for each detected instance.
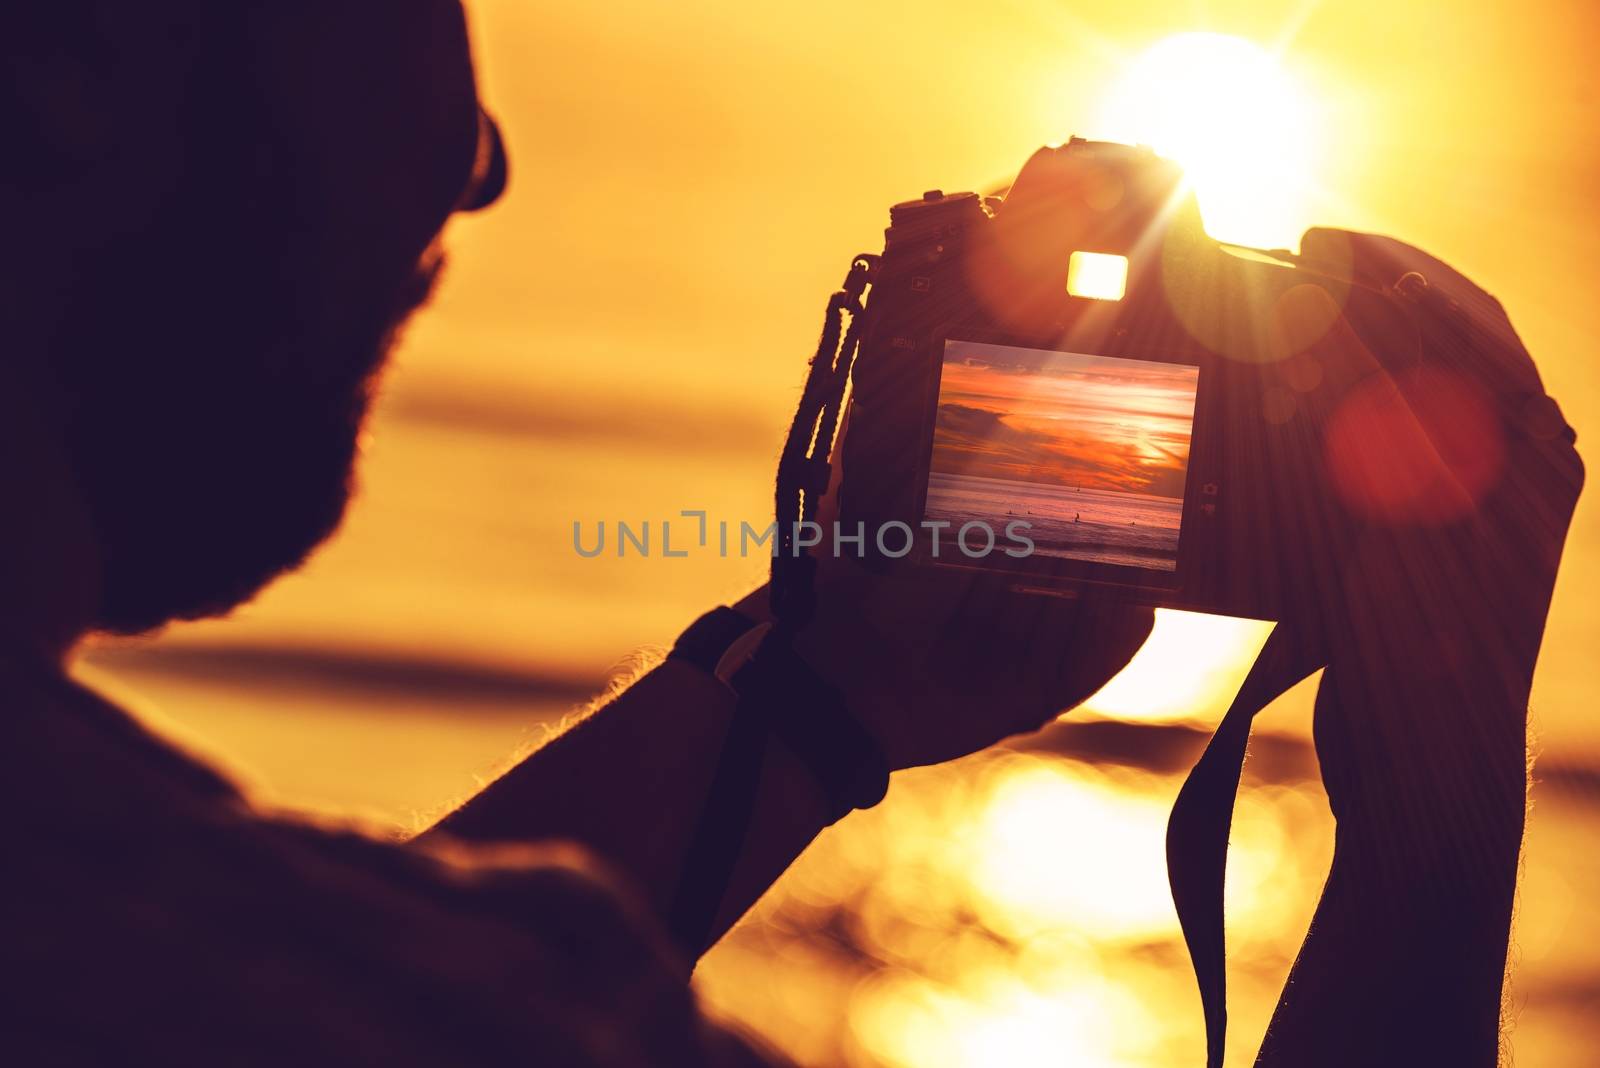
[925,471,1183,570]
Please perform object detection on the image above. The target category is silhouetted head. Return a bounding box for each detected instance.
[0,2,505,636]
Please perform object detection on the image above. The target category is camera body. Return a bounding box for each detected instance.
[838,138,1417,620]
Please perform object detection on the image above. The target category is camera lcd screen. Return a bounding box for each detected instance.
[925,339,1200,572]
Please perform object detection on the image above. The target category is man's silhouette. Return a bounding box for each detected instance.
[1,4,1582,1067]
[2,5,1157,1064]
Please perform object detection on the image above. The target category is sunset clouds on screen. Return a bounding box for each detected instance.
[932,340,1199,498]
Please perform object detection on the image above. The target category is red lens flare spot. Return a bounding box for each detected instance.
[1324,367,1506,524]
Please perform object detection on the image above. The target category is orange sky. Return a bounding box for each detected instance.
[932,340,1199,498]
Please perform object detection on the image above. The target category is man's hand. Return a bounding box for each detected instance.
[1255,230,1582,1065]
[737,569,1152,773]
[738,402,1154,773]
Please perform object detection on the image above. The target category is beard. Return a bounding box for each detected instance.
[42,43,465,637]
[52,194,443,635]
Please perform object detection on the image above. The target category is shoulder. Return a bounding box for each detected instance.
[3,665,780,1066]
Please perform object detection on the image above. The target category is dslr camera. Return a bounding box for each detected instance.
[837,137,1419,620]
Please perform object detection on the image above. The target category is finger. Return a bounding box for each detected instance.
[996,590,1154,728]
[1302,227,1544,397]
[1047,598,1154,710]
[1303,227,1479,306]
[1276,283,1387,399]
[917,572,1046,697]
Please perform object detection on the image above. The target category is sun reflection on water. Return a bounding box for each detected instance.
[969,760,1176,942]
[696,745,1334,1067]
[851,965,1163,1068]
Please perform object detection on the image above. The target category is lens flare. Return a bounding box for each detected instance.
[1325,366,1507,523]
[1091,32,1321,249]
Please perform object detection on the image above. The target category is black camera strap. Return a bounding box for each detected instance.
[1168,625,1327,1068]
[667,255,877,959]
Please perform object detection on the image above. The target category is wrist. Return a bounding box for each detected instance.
[670,603,890,820]
[734,585,909,772]
[730,586,773,625]
[729,637,890,820]
[658,653,833,826]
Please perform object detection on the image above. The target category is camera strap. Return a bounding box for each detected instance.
[1167,624,1327,1068]
[667,255,877,959]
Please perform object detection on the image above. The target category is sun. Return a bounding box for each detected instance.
[1090,32,1321,250]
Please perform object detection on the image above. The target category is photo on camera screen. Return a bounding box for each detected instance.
[925,339,1200,571]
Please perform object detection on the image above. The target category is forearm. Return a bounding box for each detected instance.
[1256,770,1524,1065]
[1258,819,1521,1067]
[1258,648,1531,1065]
[419,655,832,950]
